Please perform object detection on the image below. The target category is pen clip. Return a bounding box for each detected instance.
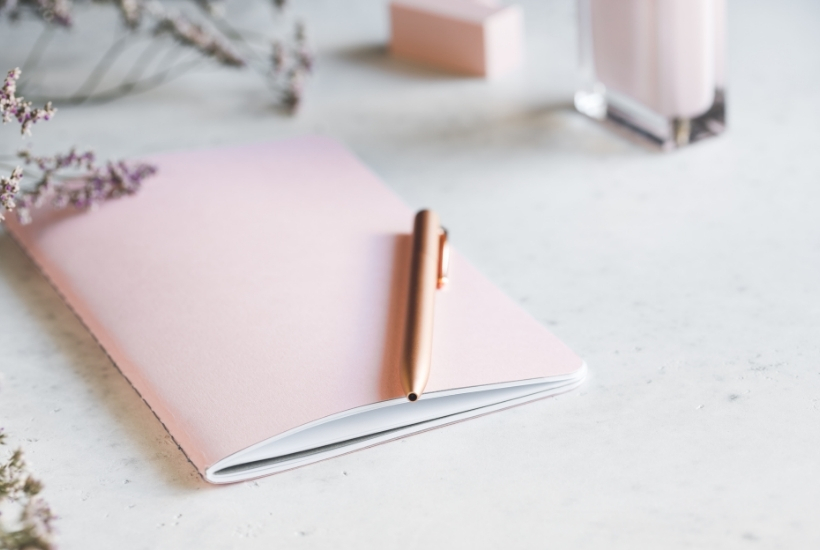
[437,227,449,289]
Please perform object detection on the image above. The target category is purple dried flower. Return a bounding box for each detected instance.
[2,69,157,226]
[6,1,312,114]
[0,166,23,221]
[194,0,225,17]
[271,41,284,74]
[281,69,305,112]
[0,429,57,549]
[267,21,313,113]
[0,0,74,26]
[20,147,96,172]
[10,151,156,223]
[153,9,245,67]
[1,68,57,136]
[296,46,313,72]
[115,0,143,28]
[36,0,73,26]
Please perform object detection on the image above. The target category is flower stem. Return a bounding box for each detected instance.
[69,33,134,103]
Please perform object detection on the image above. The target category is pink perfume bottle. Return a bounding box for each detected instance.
[575,0,726,149]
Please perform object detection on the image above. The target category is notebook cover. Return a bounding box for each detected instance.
[4,136,584,477]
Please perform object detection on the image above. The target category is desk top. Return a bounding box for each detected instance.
[1,1,818,548]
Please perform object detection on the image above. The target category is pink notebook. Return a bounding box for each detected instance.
[5,137,585,484]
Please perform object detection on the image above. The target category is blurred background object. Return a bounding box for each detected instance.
[389,0,524,78]
[575,0,726,150]
[0,0,313,112]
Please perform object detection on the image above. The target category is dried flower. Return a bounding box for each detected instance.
[0,0,73,26]
[18,147,96,172]
[194,0,225,17]
[1,68,56,135]
[271,40,284,74]
[1,68,157,225]
[152,8,245,67]
[0,166,23,220]
[0,429,57,550]
[5,1,312,113]
[10,151,157,224]
[296,46,313,72]
[115,0,144,28]
[281,69,305,112]
[36,0,72,26]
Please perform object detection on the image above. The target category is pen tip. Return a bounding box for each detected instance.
[407,393,418,402]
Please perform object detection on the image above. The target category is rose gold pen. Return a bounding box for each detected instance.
[401,209,449,402]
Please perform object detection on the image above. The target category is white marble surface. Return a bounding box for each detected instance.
[1,0,819,548]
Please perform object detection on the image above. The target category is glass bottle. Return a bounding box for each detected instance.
[575,0,726,150]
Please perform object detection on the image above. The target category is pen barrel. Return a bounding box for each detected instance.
[401,210,441,400]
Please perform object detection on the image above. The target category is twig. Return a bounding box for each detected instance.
[193,4,266,68]
[18,26,56,89]
[58,57,206,104]
[69,33,134,103]
[119,34,169,87]
[152,34,187,73]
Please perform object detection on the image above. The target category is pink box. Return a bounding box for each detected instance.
[390,0,524,78]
